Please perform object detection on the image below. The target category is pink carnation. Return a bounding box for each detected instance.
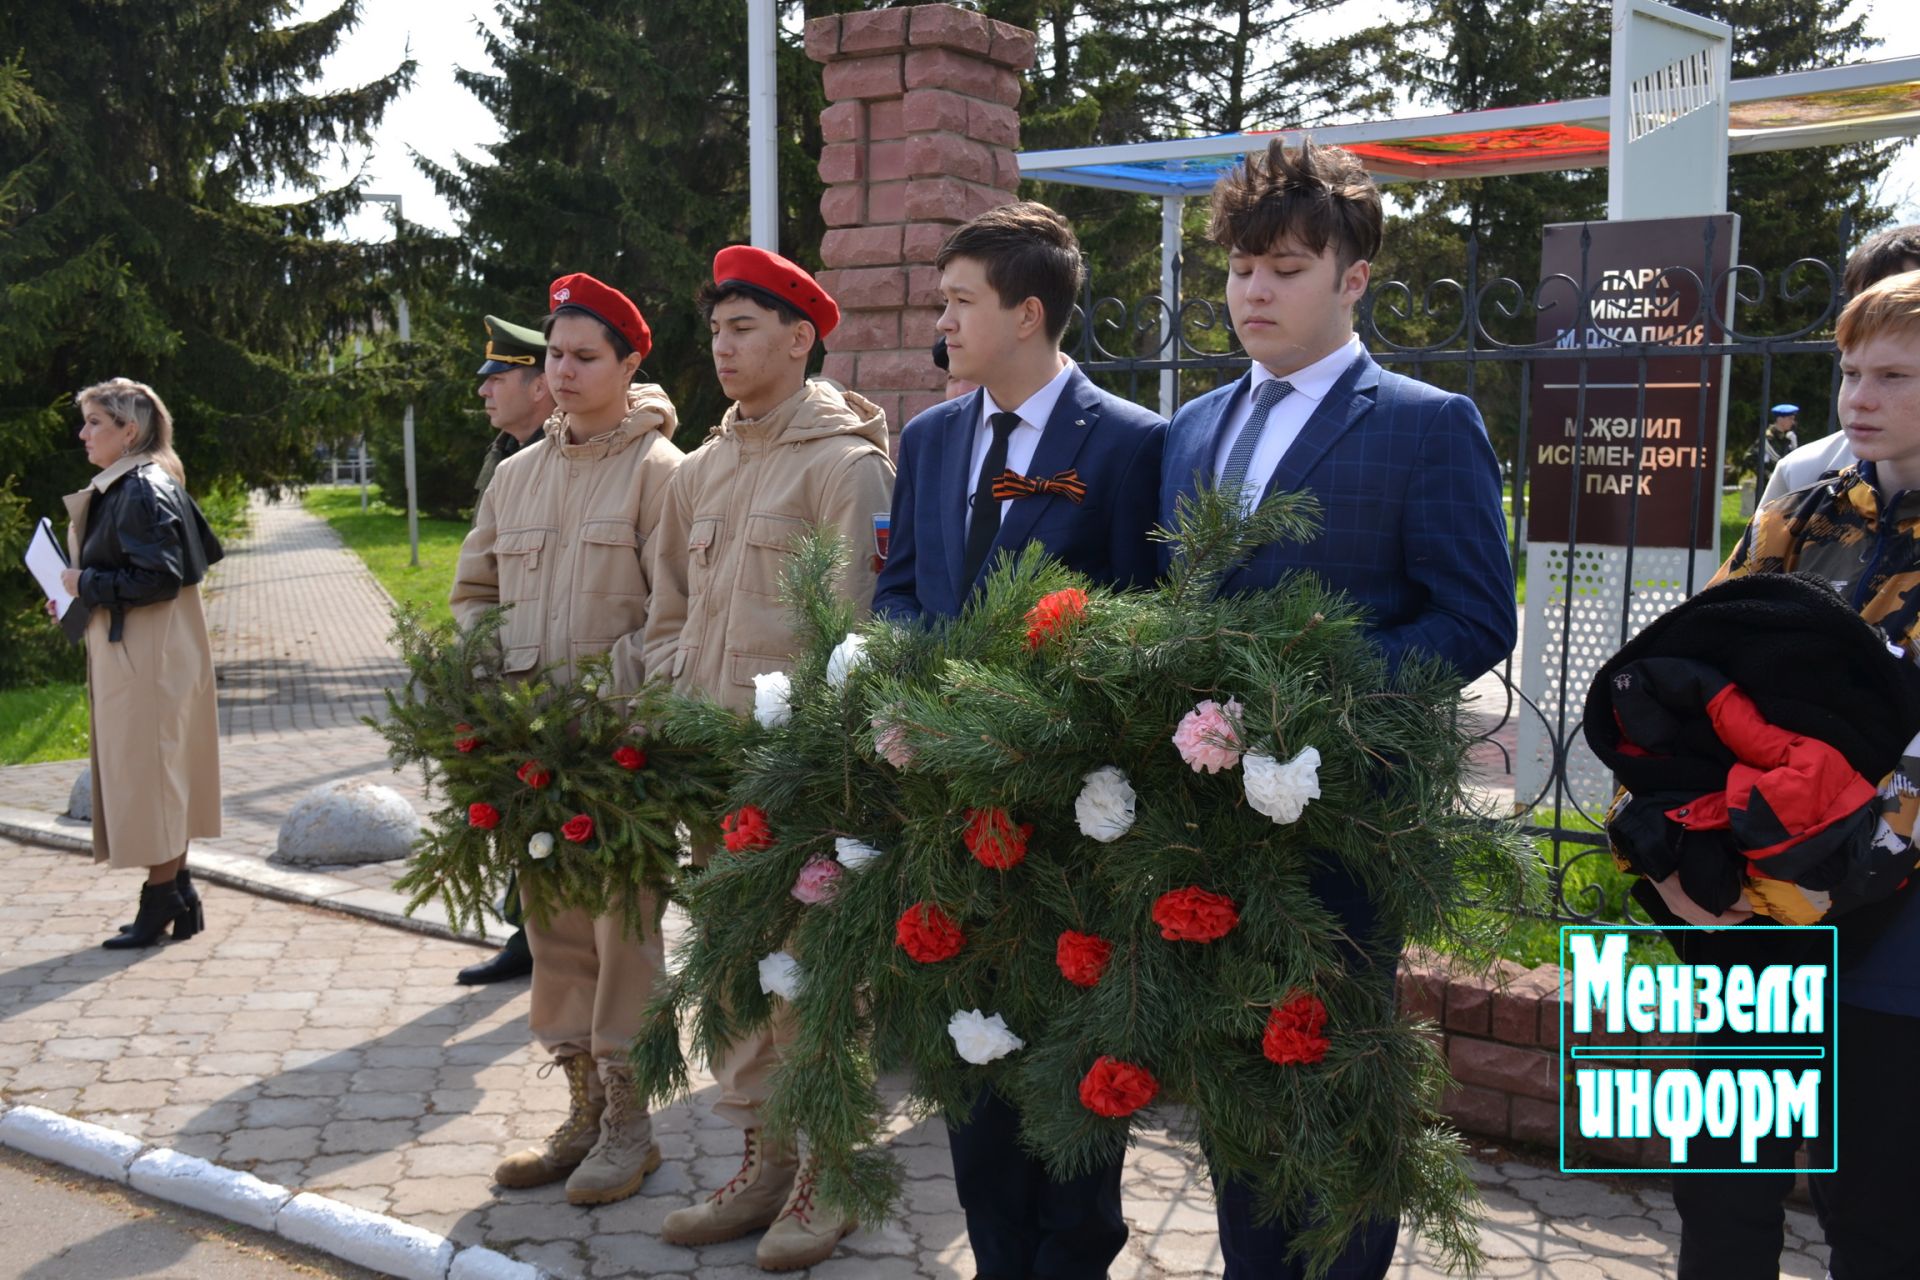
[791,857,844,905]
[1172,698,1244,773]
[873,713,915,769]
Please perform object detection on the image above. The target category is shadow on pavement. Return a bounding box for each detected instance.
[178,976,527,1186]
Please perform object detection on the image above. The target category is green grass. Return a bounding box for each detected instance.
[0,682,90,765]
[302,486,470,630]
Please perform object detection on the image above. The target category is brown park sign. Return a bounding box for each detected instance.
[1527,215,1738,550]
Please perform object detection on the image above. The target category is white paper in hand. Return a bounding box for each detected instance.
[25,517,75,614]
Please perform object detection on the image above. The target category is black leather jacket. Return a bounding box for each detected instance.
[77,462,224,642]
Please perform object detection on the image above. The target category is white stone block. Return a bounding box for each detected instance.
[277,1192,455,1280]
[0,1105,145,1182]
[129,1147,292,1232]
[275,780,423,866]
[450,1245,544,1280]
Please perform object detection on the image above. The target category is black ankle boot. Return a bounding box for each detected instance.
[103,878,191,950]
[119,866,201,939]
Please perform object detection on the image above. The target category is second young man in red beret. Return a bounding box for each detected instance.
[644,246,895,1271]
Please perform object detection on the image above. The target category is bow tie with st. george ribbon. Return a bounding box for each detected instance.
[991,468,1086,503]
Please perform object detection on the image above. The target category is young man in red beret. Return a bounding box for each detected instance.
[453,272,686,1208]
[644,245,894,1271]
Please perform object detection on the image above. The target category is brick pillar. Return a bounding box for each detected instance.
[806,4,1036,446]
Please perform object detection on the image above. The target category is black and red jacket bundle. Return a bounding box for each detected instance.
[1583,573,1920,938]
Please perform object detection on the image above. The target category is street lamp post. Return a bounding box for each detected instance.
[362,192,420,567]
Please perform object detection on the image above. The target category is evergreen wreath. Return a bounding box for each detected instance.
[631,492,1541,1274]
[372,607,725,939]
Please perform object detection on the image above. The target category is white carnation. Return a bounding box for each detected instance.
[1244,747,1322,825]
[757,950,801,1001]
[947,1009,1025,1065]
[826,632,869,689]
[1074,766,1136,842]
[833,836,884,870]
[751,670,793,728]
[528,831,555,860]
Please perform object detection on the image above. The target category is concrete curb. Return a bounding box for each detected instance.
[0,1101,546,1280]
[129,1147,292,1232]
[278,1192,457,1280]
[0,804,507,949]
[449,1247,544,1280]
[0,1104,145,1183]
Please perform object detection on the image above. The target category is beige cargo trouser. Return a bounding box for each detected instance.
[686,833,793,1130]
[523,893,665,1060]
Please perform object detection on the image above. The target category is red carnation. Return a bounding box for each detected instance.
[963,807,1033,870]
[722,805,775,853]
[1263,993,1331,1066]
[895,903,965,963]
[1151,886,1240,943]
[467,802,501,829]
[453,724,480,754]
[1078,1055,1159,1117]
[1056,931,1113,988]
[612,745,647,771]
[517,759,552,789]
[1024,588,1088,649]
[560,814,594,844]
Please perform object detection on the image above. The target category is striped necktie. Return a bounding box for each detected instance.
[1218,377,1294,500]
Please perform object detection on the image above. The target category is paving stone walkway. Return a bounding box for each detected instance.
[0,492,1830,1277]
[0,838,1832,1279]
[0,493,426,898]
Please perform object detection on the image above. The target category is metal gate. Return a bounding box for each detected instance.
[1064,219,1852,922]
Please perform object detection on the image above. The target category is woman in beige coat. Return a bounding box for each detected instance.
[58,379,222,950]
[449,273,684,1209]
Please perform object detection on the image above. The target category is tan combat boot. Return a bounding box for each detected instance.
[755,1155,856,1272]
[658,1128,798,1246]
[564,1058,663,1205]
[494,1053,603,1189]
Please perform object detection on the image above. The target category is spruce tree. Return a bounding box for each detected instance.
[0,0,412,685]
[1006,0,1417,321]
[424,0,870,448]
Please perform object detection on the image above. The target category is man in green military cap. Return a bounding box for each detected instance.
[455,313,554,985]
[473,314,556,498]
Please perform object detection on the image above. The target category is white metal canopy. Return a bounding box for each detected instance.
[1015,55,1920,195]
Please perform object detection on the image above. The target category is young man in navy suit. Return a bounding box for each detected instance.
[872,201,1165,1280]
[873,202,1164,626]
[1161,140,1515,1279]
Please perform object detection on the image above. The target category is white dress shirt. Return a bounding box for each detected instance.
[964,357,1078,534]
[1212,335,1364,512]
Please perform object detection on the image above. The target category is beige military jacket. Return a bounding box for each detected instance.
[451,385,685,693]
[643,380,894,713]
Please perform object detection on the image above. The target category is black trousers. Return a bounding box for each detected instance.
[1208,869,1402,1279]
[1672,930,1920,1279]
[947,1087,1127,1280]
[1212,1175,1399,1280]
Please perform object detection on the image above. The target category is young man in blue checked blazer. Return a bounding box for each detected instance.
[1159,139,1516,1278]
[871,201,1165,1280]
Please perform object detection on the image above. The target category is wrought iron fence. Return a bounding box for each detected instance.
[1063,216,1854,923]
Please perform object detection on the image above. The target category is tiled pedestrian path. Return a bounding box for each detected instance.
[0,493,427,899]
[0,492,1830,1277]
[0,839,1832,1279]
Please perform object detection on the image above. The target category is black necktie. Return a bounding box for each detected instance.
[963,411,1021,584]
